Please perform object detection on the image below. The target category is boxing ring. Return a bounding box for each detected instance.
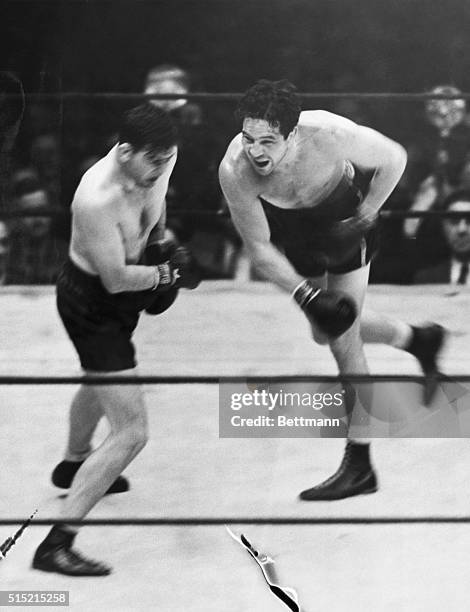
[1,281,470,611]
[1,83,470,610]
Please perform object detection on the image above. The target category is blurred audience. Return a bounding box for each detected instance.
[5,177,67,284]
[413,189,470,284]
[29,133,62,207]
[403,152,470,271]
[0,220,10,284]
[0,71,25,208]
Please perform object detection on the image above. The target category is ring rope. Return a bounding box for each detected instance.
[0,374,468,385]
[1,517,469,526]
[6,91,470,102]
[1,209,469,220]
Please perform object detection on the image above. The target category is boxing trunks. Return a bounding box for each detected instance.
[56,258,154,371]
[259,160,379,276]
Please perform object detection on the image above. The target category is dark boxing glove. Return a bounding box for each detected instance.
[142,239,178,315]
[293,280,357,338]
[145,286,178,315]
[145,238,202,291]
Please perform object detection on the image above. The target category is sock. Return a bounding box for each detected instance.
[390,321,413,350]
[403,325,425,357]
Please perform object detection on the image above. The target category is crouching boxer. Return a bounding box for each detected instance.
[33,103,200,576]
[219,79,446,502]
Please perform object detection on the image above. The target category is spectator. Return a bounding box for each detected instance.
[406,153,470,271]
[6,179,67,284]
[0,71,25,208]
[0,220,10,284]
[29,133,62,207]
[413,189,470,284]
[143,64,235,277]
[144,64,197,116]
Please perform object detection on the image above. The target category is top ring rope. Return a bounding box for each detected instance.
[3,91,470,102]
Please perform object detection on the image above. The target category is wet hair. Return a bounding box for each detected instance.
[236,79,301,138]
[117,103,177,154]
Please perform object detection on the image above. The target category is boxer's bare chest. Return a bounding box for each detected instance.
[258,143,343,209]
[116,188,164,261]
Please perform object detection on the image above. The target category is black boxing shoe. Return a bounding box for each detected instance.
[299,441,378,501]
[52,460,129,494]
[33,545,112,576]
[406,324,447,405]
[32,525,112,576]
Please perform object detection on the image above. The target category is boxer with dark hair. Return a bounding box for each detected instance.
[219,79,445,502]
[32,103,201,576]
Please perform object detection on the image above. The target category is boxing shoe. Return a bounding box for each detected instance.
[52,460,129,494]
[406,324,447,405]
[32,526,111,576]
[299,441,378,501]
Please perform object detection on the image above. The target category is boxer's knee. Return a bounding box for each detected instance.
[113,419,148,456]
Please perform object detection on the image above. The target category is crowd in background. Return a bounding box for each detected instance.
[2,63,470,287]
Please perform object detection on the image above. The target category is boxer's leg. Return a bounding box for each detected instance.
[300,263,378,501]
[51,381,130,495]
[65,384,103,462]
[33,368,148,576]
[60,368,148,518]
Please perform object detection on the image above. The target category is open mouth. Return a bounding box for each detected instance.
[253,159,270,169]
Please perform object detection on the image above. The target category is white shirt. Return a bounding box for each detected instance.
[450,258,469,285]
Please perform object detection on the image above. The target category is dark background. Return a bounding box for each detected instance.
[3,0,470,141]
[4,0,470,92]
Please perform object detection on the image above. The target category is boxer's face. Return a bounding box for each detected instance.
[124,145,177,188]
[242,118,295,176]
[443,201,470,257]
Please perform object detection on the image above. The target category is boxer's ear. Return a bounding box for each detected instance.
[117,142,134,162]
[287,126,298,143]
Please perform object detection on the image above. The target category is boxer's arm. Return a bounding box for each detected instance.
[146,202,167,246]
[74,200,158,293]
[146,155,176,246]
[219,162,303,293]
[313,113,407,220]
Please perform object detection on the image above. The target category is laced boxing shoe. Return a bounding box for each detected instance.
[32,527,111,576]
[299,441,378,501]
[52,460,129,494]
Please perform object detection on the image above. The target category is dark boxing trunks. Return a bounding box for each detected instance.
[259,161,379,277]
[56,259,145,371]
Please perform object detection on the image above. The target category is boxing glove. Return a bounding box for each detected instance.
[145,238,202,292]
[293,280,357,338]
[145,286,179,315]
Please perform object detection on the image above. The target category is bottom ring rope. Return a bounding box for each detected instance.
[1,516,470,525]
